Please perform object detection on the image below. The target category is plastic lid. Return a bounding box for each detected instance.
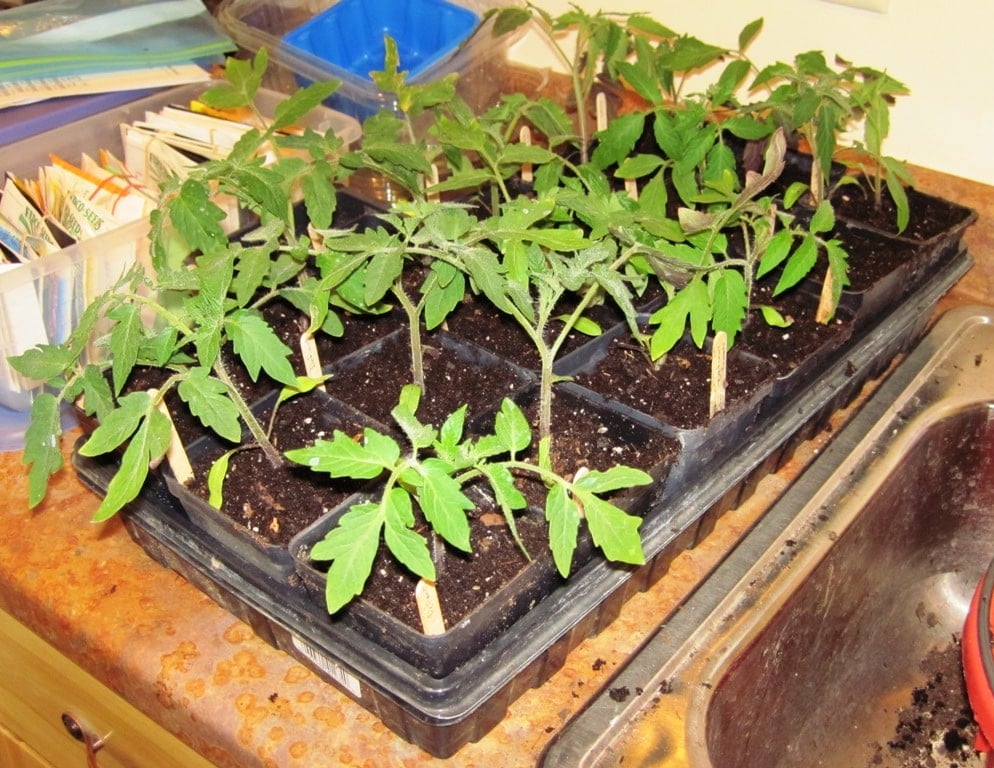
[283,0,480,82]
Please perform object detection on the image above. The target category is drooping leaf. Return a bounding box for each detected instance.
[312,500,385,614]
[383,490,435,580]
[22,393,64,507]
[577,492,645,566]
[91,405,171,522]
[106,304,143,395]
[545,482,581,577]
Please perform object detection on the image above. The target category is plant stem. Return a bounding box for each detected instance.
[212,358,283,468]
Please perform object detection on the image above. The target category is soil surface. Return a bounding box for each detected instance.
[184,390,371,548]
[358,504,554,631]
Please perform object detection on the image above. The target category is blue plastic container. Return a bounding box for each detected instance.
[283,0,480,82]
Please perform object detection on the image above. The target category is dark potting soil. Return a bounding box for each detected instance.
[443,294,626,370]
[185,391,370,548]
[359,506,553,631]
[326,331,531,427]
[833,183,971,243]
[574,336,774,431]
[868,638,983,768]
[737,283,853,377]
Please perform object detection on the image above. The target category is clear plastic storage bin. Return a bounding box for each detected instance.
[0,84,360,446]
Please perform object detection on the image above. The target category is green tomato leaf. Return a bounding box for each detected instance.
[285,428,398,479]
[480,463,527,513]
[710,269,748,345]
[573,466,652,494]
[207,450,233,509]
[311,499,385,614]
[577,492,645,566]
[91,405,171,522]
[22,393,64,507]
[225,309,297,387]
[7,344,75,382]
[774,234,819,295]
[759,304,793,328]
[494,398,531,455]
[384,491,435,581]
[177,367,243,443]
[166,179,228,255]
[546,483,581,578]
[411,459,473,552]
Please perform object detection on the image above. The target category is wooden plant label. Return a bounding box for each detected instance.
[816,266,835,324]
[299,331,326,390]
[150,388,193,484]
[415,579,446,636]
[596,91,609,132]
[709,331,728,418]
[519,125,533,183]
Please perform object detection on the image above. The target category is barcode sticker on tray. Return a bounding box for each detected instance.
[291,635,363,698]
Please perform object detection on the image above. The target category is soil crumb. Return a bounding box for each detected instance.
[869,638,983,767]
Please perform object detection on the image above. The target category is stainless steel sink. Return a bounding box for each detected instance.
[543,305,994,768]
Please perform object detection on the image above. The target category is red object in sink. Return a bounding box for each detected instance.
[963,560,994,767]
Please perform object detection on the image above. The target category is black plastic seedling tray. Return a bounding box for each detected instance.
[72,246,971,758]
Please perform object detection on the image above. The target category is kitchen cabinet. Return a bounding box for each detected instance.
[0,608,215,768]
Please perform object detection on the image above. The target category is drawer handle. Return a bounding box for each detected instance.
[61,712,109,768]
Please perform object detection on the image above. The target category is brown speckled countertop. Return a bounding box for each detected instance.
[0,166,991,767]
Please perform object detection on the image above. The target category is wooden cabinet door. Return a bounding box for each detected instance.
[0,609,215,768]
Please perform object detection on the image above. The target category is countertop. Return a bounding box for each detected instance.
[0,165,991,767]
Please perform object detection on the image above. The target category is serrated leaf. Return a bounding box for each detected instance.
[775,234,819,295]
[7,344,75,382]
[91,406,171,522]
[384,492,434,580]
[423,267,465,330]
[312,500,385,614]
[546,483,581,577]
[272,80,341,131]
[177,367,243,443]
[649,279,711,358]
[591,112,645,169]
[411,459,473,552]
[106,304,142,394]
[573,466,652,494]
[22,393,63,507]
[480,463,527,513]
[285,428,398,479]
[711,269,748,344]
[167,179,228,255]
[302,163,338,230]
[809,199,836,234]
[79,391,152,457]
[756,228,795,279]
[494,398,531,455]
[225,309,297,387]
[578,493,645,566]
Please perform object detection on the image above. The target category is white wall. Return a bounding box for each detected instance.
[511,0,994,185]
